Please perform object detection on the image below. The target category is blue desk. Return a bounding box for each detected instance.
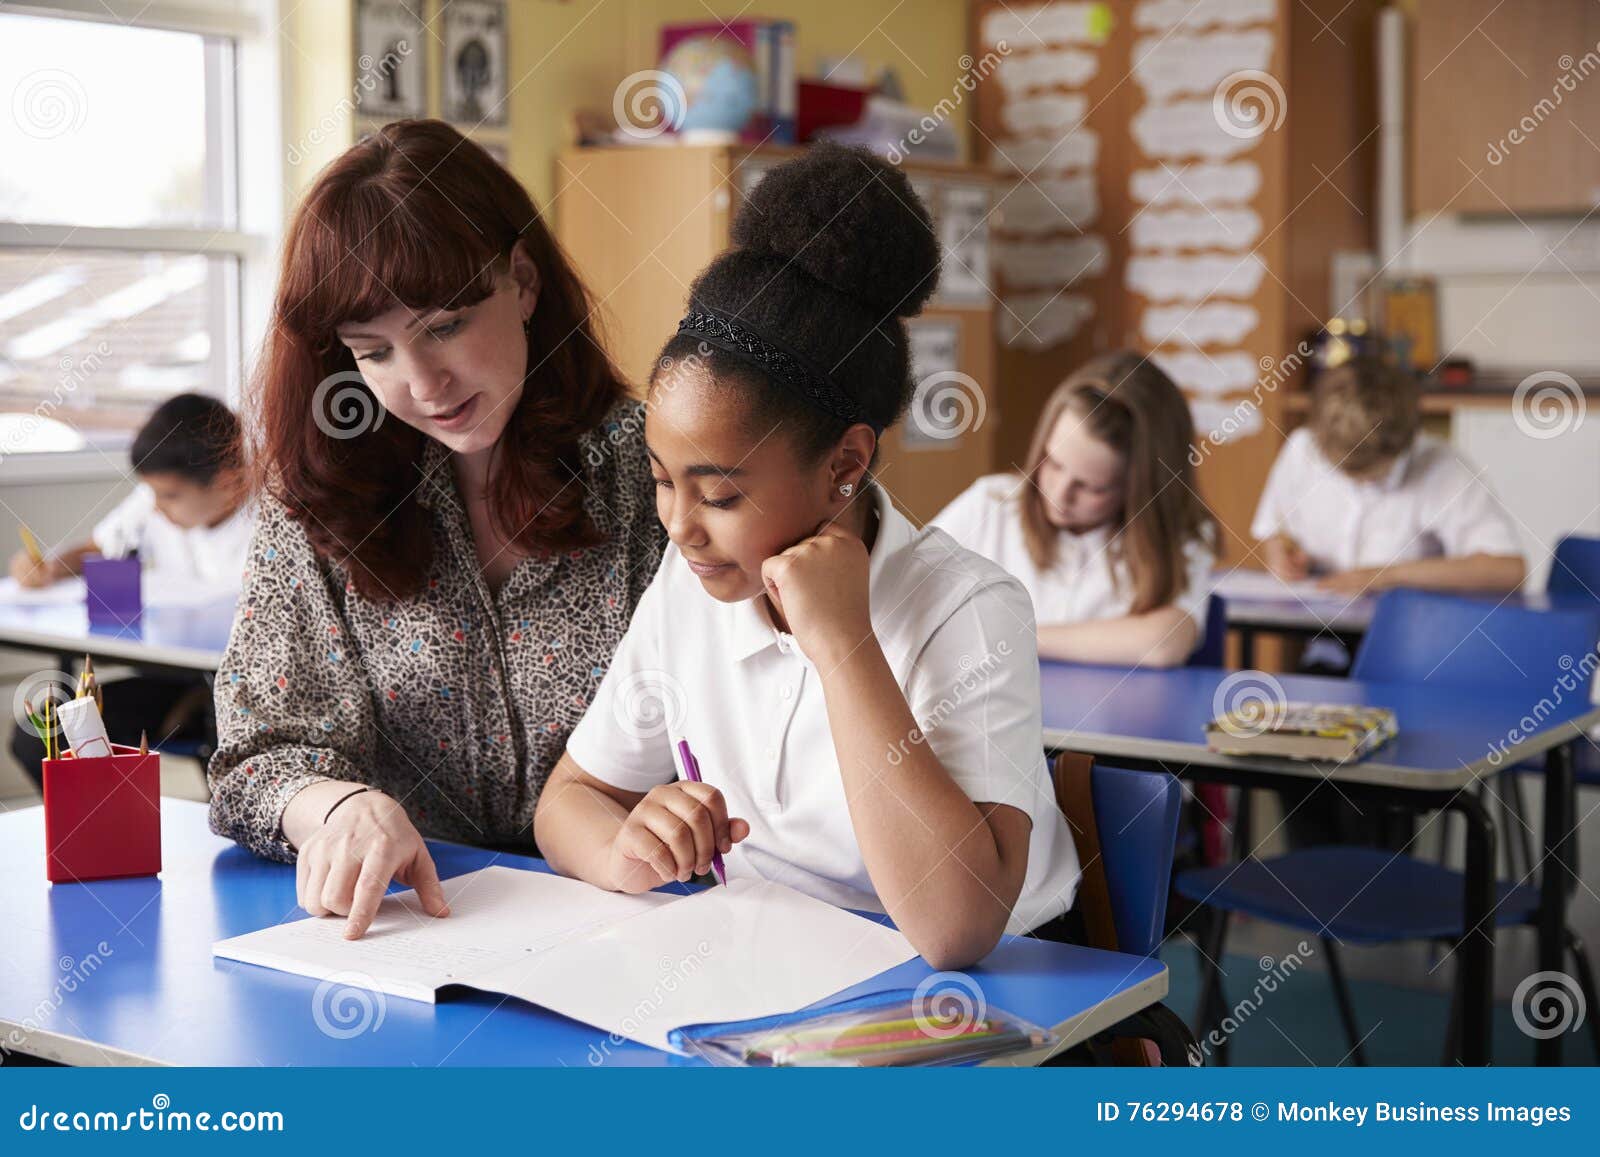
[1038,660,1600,1067]
[0,801,1166,1067]
[0,595,236,673]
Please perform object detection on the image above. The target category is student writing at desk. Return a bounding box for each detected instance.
[8,393,252,789]
[534,146,1080,970]
[932,354,1218,668]
[1252,357,1526,596]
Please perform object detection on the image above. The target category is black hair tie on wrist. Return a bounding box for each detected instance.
[324,786,373,824]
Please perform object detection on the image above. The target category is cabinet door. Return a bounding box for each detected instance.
[1412,0,1596,215]
[1451,405,1600,592]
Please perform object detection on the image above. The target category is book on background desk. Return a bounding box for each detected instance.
[1206,703,1399,762]
[213,867,916,1053]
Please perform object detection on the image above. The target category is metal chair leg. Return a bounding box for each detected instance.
[1564,928,1600,1061]
[1194,908,1232,1065]
[1509,772,1535,881]
[1321,935,1367,1065]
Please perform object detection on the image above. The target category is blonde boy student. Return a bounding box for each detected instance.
[1253,358,1525,595]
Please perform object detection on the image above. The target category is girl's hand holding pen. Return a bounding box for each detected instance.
[605,781,749,893]
[759,525,873,668]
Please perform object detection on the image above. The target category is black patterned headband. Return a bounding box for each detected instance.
[675,303,879,433]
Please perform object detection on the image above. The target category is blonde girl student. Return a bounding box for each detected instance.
[534,145,1080,970]
[932,354,1219,668]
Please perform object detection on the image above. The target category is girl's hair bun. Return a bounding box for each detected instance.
[731,142,940,320]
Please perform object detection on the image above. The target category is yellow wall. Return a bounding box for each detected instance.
[281,1,971,211]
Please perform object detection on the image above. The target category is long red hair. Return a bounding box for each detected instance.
[249,119,626,600]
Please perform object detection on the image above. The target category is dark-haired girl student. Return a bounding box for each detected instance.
[205,120,666,939]
[535,144,1080,970]
[932,354,1218,668]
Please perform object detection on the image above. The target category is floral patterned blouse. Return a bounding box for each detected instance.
[207,400,667,862]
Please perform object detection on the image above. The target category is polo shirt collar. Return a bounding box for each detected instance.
[725,485,913,663]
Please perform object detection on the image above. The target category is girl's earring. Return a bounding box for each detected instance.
[839,483,855,497]
[522,314,533,335]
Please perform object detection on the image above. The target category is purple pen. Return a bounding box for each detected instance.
[676,737,728,885]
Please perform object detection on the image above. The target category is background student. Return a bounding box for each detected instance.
[1253,357,1526,595]
[9,392,252,591]
[9,392,253,788]
[932,353,1218,668]
[534,144,1080,970]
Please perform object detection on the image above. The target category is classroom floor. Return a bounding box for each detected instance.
[1161,931,1599,1065]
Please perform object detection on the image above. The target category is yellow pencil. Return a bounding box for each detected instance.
[18,525,43,565]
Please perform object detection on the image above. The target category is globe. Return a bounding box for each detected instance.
[660,35,759,136]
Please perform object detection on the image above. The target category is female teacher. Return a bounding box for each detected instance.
[208,120,667,937]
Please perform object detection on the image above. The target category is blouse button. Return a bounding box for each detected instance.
[780,686,793,700]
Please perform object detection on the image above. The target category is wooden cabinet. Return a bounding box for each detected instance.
[1412,0,1600,215]
[553,145,996,522]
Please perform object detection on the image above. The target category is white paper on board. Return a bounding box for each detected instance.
[983,2,1112,47]
[1130,161,1262,206]
[997,47,1099,94]
[1130,206,1262,250]
[991,130,1099,175]
[1189,395,1266,446]
[1132,29,1275,101]
[999,174,1100,233]
[1136,0,1276,32]
[995,234,1109,289]
[1002,92,1089,136]
[1132,98,1261,160]
[1152,349,1260,397]
[999,292,1096,349]
[1126,253,1266,302]
[1141,302,1260,346]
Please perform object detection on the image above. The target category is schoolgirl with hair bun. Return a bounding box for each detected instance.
[536,144,1080,968]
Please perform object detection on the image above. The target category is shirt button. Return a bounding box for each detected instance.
[781,686,793,700]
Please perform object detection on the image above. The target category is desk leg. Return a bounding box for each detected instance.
[1537,741,1575,1066]
[1238,627,1256,671]
[1451,790,1496,1066]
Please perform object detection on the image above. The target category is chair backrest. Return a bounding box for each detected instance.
[1352,587,1600,692]
[1186,595,1227,667]
[1547,534,1600,601]
[1053,757,1183,957]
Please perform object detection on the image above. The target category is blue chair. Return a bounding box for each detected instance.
[1186,595,1228,668]
[1176,589,1600,1064]
[1051,756,1197,1064]
[1546,533,1600,601]
[1497,534,1600,871]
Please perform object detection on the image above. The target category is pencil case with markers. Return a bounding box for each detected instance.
[669,987,1056,1067]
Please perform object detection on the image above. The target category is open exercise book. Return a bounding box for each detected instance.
[213,867,917,1053]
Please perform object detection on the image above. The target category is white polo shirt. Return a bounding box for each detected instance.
[931,473,1214,630]
[1250,429,1521,573]
[565,486,1081,935]
[92,483,255,590]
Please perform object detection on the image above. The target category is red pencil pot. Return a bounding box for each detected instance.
[43,744,161,883]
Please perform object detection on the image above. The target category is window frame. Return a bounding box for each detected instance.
[0,1,282,484]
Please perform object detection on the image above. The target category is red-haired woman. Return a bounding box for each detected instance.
[208,121,667,938]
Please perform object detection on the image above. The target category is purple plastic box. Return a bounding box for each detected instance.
[82,555,142,623]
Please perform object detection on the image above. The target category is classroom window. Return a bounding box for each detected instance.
[0,9,251,459]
